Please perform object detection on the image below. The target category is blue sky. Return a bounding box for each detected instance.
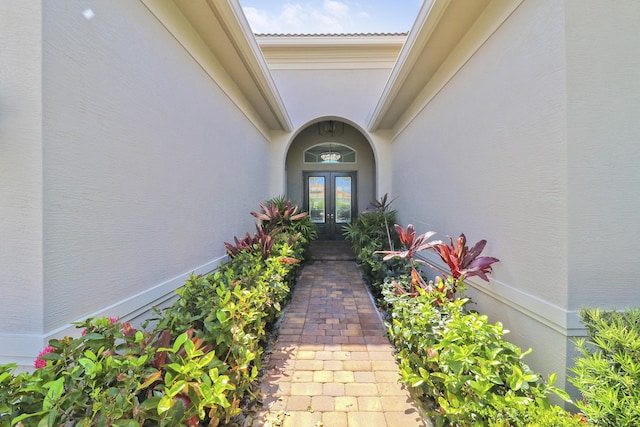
[238,0,423,34]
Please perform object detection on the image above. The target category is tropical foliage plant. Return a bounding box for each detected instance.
[346,213,583,425]
[379,224,499,300]
[251,195,317,243]
[343,195,410,298]
[224,224,274,259]
[379,224,441,295]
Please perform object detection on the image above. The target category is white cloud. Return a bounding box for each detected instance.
[242,1,363,34]
[241,0,421,34]
[242,7,273,33]
[323,0,349,18]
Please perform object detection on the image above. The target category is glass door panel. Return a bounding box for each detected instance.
[308,176,325,223]
[334,176,352,223]
[304,172,356,240]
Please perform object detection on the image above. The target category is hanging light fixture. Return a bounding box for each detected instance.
[318,120,344,137]
[320,144,341,163]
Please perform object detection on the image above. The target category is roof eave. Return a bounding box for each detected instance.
[256,33,407,71]
[140,0,292,133]
[207,0,292,132]
[367,0,524,136]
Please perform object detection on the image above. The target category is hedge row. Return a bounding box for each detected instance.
[0,197,315,427]
[345,199,587,426]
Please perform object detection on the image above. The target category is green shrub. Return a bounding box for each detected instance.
[152,245,299,422]
[346,219,584,426]
[350,241,410,297]
[570,307,640,426]
[0,318,235,426]
[343,210,397,255]
[489,404,587,426]
[0,198,310,426]
[384,280,573,426]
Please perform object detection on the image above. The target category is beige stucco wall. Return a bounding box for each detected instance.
[0,1,45,364]
[1,1,270,367]
[391,0,571,389]
[565,0,640,310]
[269,68,391,129]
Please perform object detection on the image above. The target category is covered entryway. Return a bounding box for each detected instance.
[285,119,376,241]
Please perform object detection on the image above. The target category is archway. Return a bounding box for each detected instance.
[285,119,376,240]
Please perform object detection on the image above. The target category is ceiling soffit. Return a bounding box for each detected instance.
[368,0,524,134]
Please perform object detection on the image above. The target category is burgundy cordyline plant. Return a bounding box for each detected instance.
[379,224,499,300]
[433,233,499,282]
[250,199,309,234]
[377,224,442,295]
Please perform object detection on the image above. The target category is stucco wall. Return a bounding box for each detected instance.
[391,0,571,387]
[565,0,640,310]
[270,68,391,129]
[0,1,45,364]
[1,1,270,366]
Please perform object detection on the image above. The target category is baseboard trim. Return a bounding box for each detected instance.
[0,255,227,368]
[417,253,585,338]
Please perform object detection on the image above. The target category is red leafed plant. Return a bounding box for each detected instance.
[224,224,274,259]
[377,224,442,294]
[432,234,499,282]
[251,199,309,234]
[379,224,499,299]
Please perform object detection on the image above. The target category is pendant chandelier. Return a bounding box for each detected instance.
[320,144,341,163]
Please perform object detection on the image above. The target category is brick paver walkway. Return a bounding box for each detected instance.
[255,260,427,427]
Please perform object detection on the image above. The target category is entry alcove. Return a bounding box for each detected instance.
[285,120,376,240]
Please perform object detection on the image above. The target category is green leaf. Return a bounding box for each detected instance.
[411,379,425,387]
[167,380,187,398]
[78,358,95,375]
[11,410,49,426]
[158,395,173,414]
[216,310,228,323]
[172,333,188,354]
[82,333,105,340]
[42,377,64,411]
[139,396,161,410]
[136,371,162,391]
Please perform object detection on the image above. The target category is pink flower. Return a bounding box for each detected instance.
[34,345,55,369]
[108,317,119,324]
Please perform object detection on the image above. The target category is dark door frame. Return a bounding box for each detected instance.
[303,171,357,240]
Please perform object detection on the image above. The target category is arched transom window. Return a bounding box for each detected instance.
[304,143,356,164]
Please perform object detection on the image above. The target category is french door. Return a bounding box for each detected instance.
[303,172,357,240]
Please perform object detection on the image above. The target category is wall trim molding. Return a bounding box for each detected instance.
[418,253,586,338]
[0,255,227,368]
